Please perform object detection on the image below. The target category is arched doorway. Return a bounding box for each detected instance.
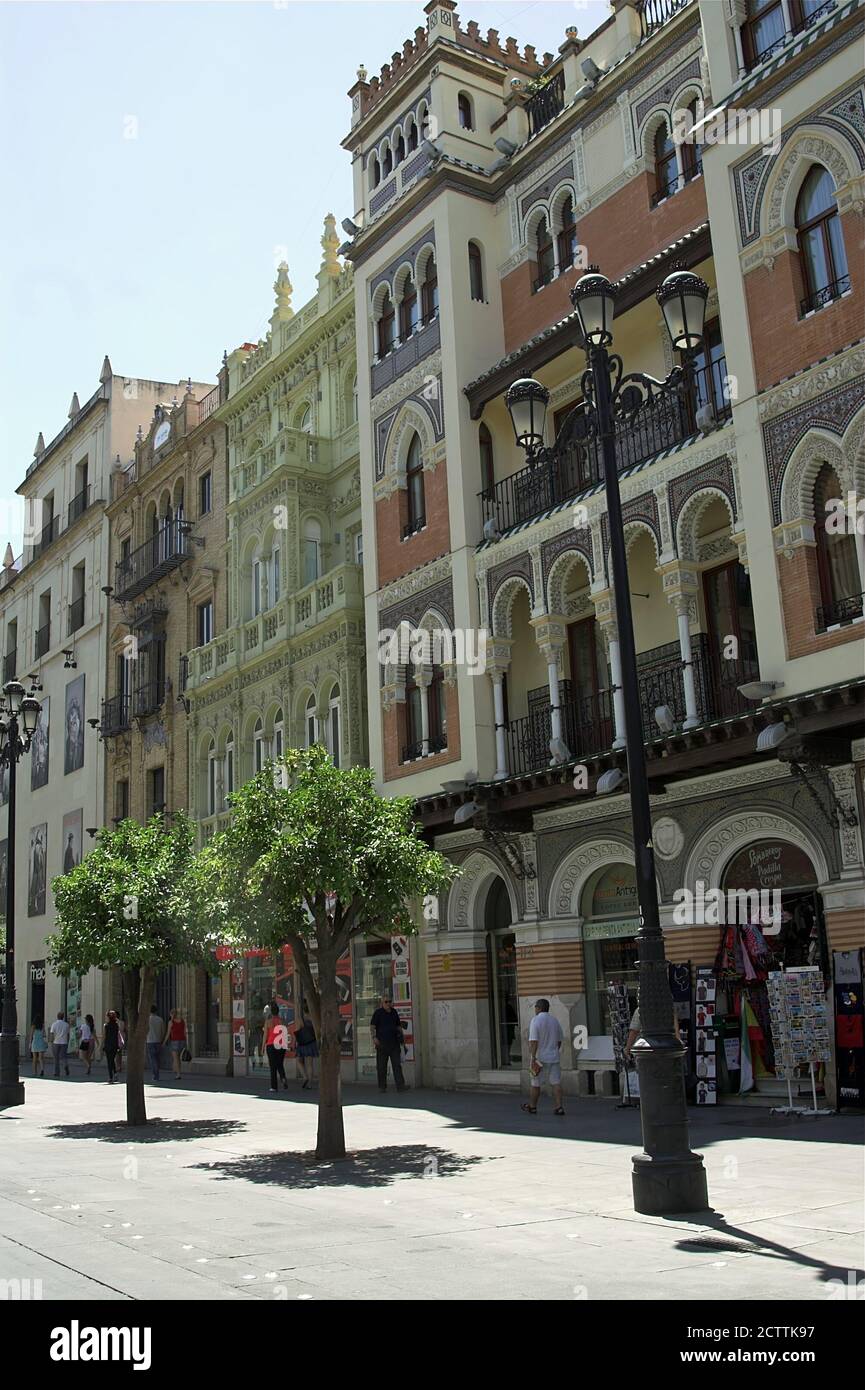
[484,877,520,1068]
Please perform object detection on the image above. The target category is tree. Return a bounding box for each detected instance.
[49,813,217,1125]
[196,745,456,1159]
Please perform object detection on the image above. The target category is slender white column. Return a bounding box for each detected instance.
[419,672,431,756]
[677,608,701,730]
[608,637,627,750]
[547,656,563,750]
[492,675,508,780]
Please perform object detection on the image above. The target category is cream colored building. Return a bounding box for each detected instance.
[0,362,207,1048]
[344,0,864,1101]
[184,219,366,1073]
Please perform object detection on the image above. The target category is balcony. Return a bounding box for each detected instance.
[3,651,16,683]
[402,733,447,764]
[371,312,440,396]
[638,0,692,39]
[114,520,191,601]
[133,680,168,719]
[742,0,835,73]
[815,591,864,632]
[526,71,565,139]
[197,384,220,423]
[800,273,852,318]
[480,359,731,535]
[651,158,702,208]
[100,694,131,737]
[402,514,426,541]
[67,484,91,527]
[67,595,85,635]
[503,638,759,778]
[34,622,50,658]
[32,515,60,560]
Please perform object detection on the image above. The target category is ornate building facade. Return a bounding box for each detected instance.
[345,0,864,1100]
[183,220,367,1072]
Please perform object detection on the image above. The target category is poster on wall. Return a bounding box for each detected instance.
[337,951,353,1057]
[834,949,864,1109]
[0,838,7,921]
[64,675,86,774]
[61,809,83,875]
[391,936,415,1062]
[28,823,47,916]
[30,695,49,791]
[231,966,246,1057]
[694,968,718,1103]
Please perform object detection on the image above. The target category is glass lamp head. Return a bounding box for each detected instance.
[656,269,709,354]
[505,378,550,454]
[2,679,24,715]
[570,269,616,347]
[21,694,41,736]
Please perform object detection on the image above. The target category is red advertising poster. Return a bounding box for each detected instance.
[230,966,246,1058]
[337,951,353,1056]
[276,946,296,1055]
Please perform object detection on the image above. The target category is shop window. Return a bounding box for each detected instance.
[796,165,850,315]
[355,938,393,1074]
[468,240,484,302]
[479,423,495,496]
[534,217,555,290]
[405,432,425,537]
[485,878,520,1069]
[813,464,861,622]
[581,863,640,1036]
[457,92,473,130]
[653,121,678,203]
[557,195,578,272]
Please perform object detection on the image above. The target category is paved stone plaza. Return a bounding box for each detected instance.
[0,1070,861,1301]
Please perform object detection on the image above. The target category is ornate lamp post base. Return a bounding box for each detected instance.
[0,1036,25,1108]
[632,1151,710,1215]
[0,1082,26,1108]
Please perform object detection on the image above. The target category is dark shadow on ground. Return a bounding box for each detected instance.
[661,1211,864,1290]
[46,1119,246,1143]
[192,1144,493,1189]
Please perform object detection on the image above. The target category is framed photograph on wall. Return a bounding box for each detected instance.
[64,674,85,774]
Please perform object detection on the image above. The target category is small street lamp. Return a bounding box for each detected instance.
[0,678,43,1108]
[506,265,710,1215]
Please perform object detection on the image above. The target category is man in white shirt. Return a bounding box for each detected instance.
[146,1005,165,1082]
[50,1012,71,1077]
[521,998,564,1116]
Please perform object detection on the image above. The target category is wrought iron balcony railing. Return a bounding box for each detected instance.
[114,519,191,601]
[32,515,60,559]
[34,621,50,658]
[100,694,131,737]
[67,484,91,527]
[742,0,835,72]
[3,650,16,683]
[480,358,731,535]
[815,591,864,632]
[638,0,692,39]
[526,71,565,138]
[800,273,851,317]
[403,513,426,540]
[401,733,447,764]
[67,595,85,635]
[133,680,168,719]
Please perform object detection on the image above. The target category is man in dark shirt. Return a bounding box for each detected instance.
[370,995,407,1093]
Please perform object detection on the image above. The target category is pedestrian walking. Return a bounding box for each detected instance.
[521,999,564,1116]
[50,1011,71,1077]
[370,995,408,1093]
[30,1015,47,1076]
[146,1004,165,1082]
[165,1009,187,1079]
[103,1010,120,1083]
[265,1010,289,1092]
[249,1001,265,1070]
[78,1014,96,1074]
[294,1014,318,1089]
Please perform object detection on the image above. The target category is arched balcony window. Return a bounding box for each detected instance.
[405,432,425,538]
[377,289,395,357]
[394,133,405,165]
[254,718,266,774]
[327,682,341,768]
[407,117,418,152]
[534,217,555,290]
[370,155,381,189]
[814,463,861,627]
[305,694,318,749]
[382,143,393,178]
[428,665,447,753]
[399,275,418,339]
[796,165,851,314]
[457,93,473,130]
[468,241,484,302]
[654,122,678,202]
[557,195,577,272]
[421,256,438,324]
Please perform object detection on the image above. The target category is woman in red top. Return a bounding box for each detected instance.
[164,1009,187,1080]
[265,1011,289,1093]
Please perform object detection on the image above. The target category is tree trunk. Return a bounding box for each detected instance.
[124,965,155,1126]
[315,951,346,1160]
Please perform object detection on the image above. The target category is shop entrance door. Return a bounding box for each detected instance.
[485,878,521,1068]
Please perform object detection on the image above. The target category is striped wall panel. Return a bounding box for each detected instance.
[825,909,865,951]
[662,925,719,965]
[427,951,487,1000]
[516,942,585,995]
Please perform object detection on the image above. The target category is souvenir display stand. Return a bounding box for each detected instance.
[767,966,832,1116]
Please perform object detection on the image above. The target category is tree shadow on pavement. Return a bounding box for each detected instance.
[46,1119,246,1143]
[193,1144,493,1188]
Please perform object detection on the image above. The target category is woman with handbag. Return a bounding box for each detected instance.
[294,1015,318,1089]
[79,1014,97,1075]
[103,1010,120,1084]
[165,1009,187,1080]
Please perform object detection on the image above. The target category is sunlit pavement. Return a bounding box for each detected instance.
[0,1068,861,1301]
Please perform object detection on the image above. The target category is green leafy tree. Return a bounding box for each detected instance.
[49,812,217,1125]
[196,745,456,1160]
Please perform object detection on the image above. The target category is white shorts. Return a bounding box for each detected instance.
[531,1061,561,1087]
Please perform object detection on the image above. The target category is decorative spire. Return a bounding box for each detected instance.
[185,376,193,396]
[136,424,143,442]
[34,431,45,456]
[273,261,293,320]
[3,542,14,570]
[320,213,341,277]
[100,355,112,384]
[68,392,80,419]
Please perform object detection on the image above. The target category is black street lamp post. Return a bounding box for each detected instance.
[506,267,710,1215]
[0,679,43,1109]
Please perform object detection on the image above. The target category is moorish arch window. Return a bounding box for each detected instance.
[407,116,418,152]
[377,288,395,358]
[557,195,578,272]
[399,272,418,339]
[405,431,426,537]
[457,92,474,131]
[653,121,678,203]
[327,682,341,768]
[534,216,555,290]
[421,255,438,323]
[382,143,393,178]
[796,165,851,315]
[813,463,861,627]
[394,132,405,165]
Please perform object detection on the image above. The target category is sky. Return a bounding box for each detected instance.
[0,0,611,542]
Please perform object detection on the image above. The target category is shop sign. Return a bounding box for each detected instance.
[722,841,817,893]
[583,919,639,941]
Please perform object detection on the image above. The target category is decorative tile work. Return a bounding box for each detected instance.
[633,52,702,130]
[600,491,661,559]
[379,576,454,632]
[487,551,535,620]
[370,227,436,301]
[519,157,575,218]
[541,528,593,588]
[763,376,865,524]
[668,455,737,534]
[375,408,399,480]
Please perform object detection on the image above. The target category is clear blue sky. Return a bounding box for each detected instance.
[0,0,610,542]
